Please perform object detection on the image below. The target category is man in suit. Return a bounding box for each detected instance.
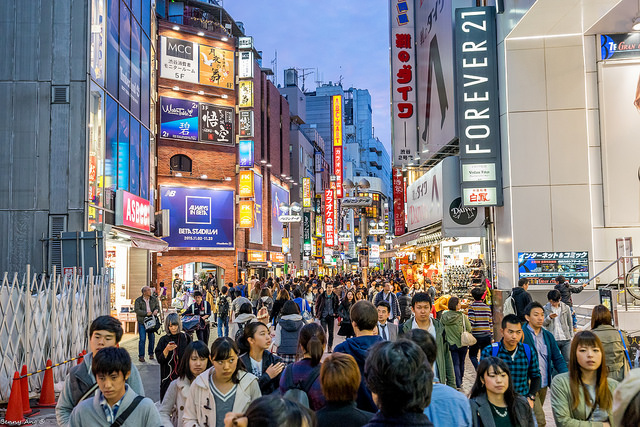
[375,301,398,342]
[373,281,401,323]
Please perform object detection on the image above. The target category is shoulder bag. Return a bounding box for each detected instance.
[460,315,477,347]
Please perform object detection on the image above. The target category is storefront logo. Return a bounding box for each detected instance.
[186,196,212,224]
[115,190,151,232]
[449,197,477,225]
[166,37,194,60]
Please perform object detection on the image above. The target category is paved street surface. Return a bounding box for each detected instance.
[15,324,555,426]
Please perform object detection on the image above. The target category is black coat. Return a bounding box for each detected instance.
[239,350,283,396]
[317,402,373,427]
[554,282,583,307]
[364,411,434,427]
[155,332,191,400]
[511,287,532,323]
[469,393,535,427]
[316,292,339,319]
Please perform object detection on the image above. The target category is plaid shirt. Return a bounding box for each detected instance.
[99,385,128,423]
[481,341,540,396]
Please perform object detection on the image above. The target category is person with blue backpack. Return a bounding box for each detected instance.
[481,314,541,409]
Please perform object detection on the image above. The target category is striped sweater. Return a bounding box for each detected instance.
[467,301,493,337]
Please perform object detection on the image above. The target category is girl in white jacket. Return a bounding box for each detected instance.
[158,341,211,426]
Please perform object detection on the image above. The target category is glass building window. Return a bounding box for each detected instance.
[140,126,150,199]
[105,94,118,195]
[130,19,141,119]
[129,118,140,195]
[170,155,192,172]
[90,0,106,86]
[118,106,130,190]
[106,0,119,95]
[119,0,131,108]
[88,83,105,228]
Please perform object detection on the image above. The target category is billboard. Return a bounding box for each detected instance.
[238,200,254,228]
[160,97,198,141]
[198,44,234,89]
[455,7,503,207]
[325,188,335,247]
[238,170,254,198]
[390,0,418,166]
[159,36,198,83]
[518,252,589,285]
[271,182,290,247]
[199,103,234,145]
[238,139,254,167]
[160,186,234,248]
[250,173,263,244]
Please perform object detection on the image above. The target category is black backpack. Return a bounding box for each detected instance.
[235,320,249,342]
[282,365,321,409]
[218,296,230,320]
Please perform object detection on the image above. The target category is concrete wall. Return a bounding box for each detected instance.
[0,0,89,273]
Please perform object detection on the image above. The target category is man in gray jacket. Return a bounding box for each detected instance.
[56,316,145,427]
[543,290,573,362]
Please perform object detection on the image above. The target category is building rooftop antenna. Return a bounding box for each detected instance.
[314,67,323,88]
[270,51,278,86]
[295,67,315,92]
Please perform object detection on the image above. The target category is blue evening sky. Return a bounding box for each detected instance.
[224,0,392,153]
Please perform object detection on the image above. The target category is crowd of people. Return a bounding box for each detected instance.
[53,271,640,427]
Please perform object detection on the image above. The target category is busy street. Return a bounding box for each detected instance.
[2,0,640,426]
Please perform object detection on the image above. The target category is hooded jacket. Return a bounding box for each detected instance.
[440,310,472,348]
[511,287,532,322]
[230,313,257,340]
[182,368,261,427]
[158,376,191,427]
[334,335,383,413]
[274,314,304,354]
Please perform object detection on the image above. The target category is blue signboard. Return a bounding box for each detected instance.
[160,97,199,141]
[160,186,234,248]
[239,140,254,167]
[270,182,289,247]
[250,173,263,244]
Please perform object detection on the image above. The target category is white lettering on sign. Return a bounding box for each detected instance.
[189,205,209,216]
[125,198,150,227]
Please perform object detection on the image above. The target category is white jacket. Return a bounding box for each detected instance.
[182,368,261,427]
[158,377,190,427]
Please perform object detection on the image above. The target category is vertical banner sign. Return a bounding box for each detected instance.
[332,95,344,197]
[199,103,234,145]
[455,7,503,207]
[282,238,290,254]
[393,167,406,236]
[315,215,323,237]
[324,188,335,247]
[239,111,254,137]
[238,139,254,167]
[271,182,289,247]
[250,173,263,244]
[302,178,312,207]
[239,81,254,108]
[239,51,254,78]
[303,212,312,257]
[390,0,418,167]
[238,170,254,197]
[238,200,255,228]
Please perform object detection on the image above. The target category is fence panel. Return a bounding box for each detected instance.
[0,266,110,401]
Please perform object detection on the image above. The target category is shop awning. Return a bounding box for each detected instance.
[112,227,169,252]
[393,222,442,247]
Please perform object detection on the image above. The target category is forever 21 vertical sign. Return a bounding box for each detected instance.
[455,7,503,207]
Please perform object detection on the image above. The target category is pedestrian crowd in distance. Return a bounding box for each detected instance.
[53,271,640,427]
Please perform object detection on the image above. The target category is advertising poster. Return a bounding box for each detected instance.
[333,145,343,198]
[159,36,198,83]
[303,212,312,257]
[238,200,254,228]
[239,110,254,137]
[250,173,263,244]
[239,81,254,108]
[198,44,234,89]
[271,182,290,247]
[302,178,312,207]
[393,167,406,235]
[238,170,254,197]
[518,252,589,285]
[160,97,198,141]
[160,186,234,248]
[199,103,234,145]
[238,140,254,167]
[239,51,254,78]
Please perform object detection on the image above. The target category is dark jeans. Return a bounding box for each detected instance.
[196,324,210,345]
[138,321,155,358]
[320,316,336,350]
[217,317,229,338]
[469,335,493,370]
[449,343,468,388]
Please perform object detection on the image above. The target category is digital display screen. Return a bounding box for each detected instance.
[518,252,589,285]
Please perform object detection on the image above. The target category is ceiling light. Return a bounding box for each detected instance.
[172,86,179,91]
[422,149,430,153]
[633,16,640,31]
[221,94,228,99]
[221,36,228,42]
[197,31,205,36]
[260,160,267,164]
[172,25,180,31]
[293,182,298,186]
[224,177,232,181]
[198,90,204,95]
[175,172,183,177]
[266,163,272,168]
[281,174,287,178]
[200,174,207,179]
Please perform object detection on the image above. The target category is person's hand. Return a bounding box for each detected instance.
[527,398,534,408]
[163,341,177,356]
[582,283,588,288]
[265,362,285,379]
[153,309,158,315]
[224,412,248,427]
[146,311,152,316]
[550,313,558,319]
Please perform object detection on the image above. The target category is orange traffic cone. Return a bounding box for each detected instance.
[37,359,56,407]
[2,372,25,425]
[20,365,39,417]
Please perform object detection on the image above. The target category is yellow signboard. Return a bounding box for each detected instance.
[302,178,312,207]
[239,81,254,108]
[238,170,254,197]
[332,95,342,147]
[238,200,254,228]
[198,44,234,89]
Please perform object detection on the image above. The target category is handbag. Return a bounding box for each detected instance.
[143,315,160,333]
[460,315,477,347]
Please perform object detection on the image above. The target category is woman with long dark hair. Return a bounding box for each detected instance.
[337,290,356,339]
[271,287,290,327]
[279,323,327,411]
[238,321,285,395]
[273,300,305,364]
[550,331,618,426]
[469,357,534,427]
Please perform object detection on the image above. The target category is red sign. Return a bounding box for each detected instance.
[393,168,406,236]
[115,190,151,232]
[333,145,343,198]
[324,188,335,247]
